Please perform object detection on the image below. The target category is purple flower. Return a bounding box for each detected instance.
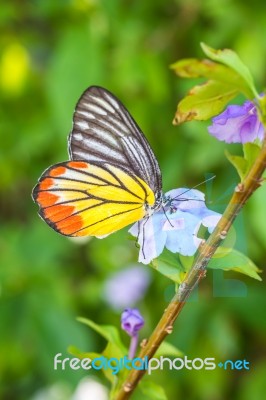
[208,100,264,143]
[129,188,221,264]
[121,308,144,337]
[103,266,151,310]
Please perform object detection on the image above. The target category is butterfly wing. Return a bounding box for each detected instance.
[68,86,162,198]
[32,161,156,237]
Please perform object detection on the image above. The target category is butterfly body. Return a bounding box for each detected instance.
[33,86,163,238]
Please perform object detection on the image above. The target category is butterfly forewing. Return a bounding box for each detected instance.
[32,161,156,237]
[68,86,162,197]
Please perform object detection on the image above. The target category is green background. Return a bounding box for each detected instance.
[1,0,266,399]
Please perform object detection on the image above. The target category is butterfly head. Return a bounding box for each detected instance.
[144,190,164,217]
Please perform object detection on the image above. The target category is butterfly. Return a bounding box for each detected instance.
[32,86,164,238]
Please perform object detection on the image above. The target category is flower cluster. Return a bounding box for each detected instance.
[129,189,221,265]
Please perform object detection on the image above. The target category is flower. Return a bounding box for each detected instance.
[208,100,264,143]
[121,308,145,358]
[103,266,151,310]
[129,188,221,264]
[121,308,144,337]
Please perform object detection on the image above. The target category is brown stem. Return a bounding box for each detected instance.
[115,139,266,400]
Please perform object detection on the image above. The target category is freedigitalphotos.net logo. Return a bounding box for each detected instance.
[54,353,250,375]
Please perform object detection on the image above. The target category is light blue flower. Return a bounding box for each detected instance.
[129,188,221,264]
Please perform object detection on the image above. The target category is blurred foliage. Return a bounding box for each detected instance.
[1,0,266,399]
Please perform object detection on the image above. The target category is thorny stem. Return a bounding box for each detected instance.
[115,138,266,400]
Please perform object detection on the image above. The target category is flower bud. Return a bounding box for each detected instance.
[121,308,144,337]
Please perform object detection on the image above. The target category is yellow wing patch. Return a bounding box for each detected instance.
[32,161,155,236]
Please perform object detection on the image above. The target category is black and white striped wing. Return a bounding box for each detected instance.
[68,86,162,195]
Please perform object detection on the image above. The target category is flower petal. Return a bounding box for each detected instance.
[208,100,264,144]
[129,188,221,264]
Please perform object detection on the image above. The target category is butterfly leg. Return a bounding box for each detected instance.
[141,216,150,261]
[135,221,141,248]
[162,205,174,228]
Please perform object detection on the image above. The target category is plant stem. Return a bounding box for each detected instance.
[128,334,139,359]
[115,138,266,400]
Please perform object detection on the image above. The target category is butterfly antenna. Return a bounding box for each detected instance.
[171,175,216,201]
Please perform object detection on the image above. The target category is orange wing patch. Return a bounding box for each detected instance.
[37,191,59,207]
[56,215,84,235]
[44,204,75,221]
[68,161,88,169]
[39,177,54,190]
[32,160,154,237]
[50,166,66,177]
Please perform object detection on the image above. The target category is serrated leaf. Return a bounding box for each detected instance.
[170,58,251,96]
[208,248,262,281]
[225,150,249,181]
[140,380,168,400]
[200,43,258,98]
[154,341,183,358]
[151,249,186,283]
[173,80,237,124]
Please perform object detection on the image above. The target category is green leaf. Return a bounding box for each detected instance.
[225,150,249,181]
[68,344,98,360]
[154,341,183,358]
[77,317,126,352]
[200,43,258,98]
[102,342,127,385]
[171,58,231,79]
[139,380,168,400]
[170,58,251,97]
[77,318,127,365]
[173,80,237,124]
[151,250,186,283]
[76,318,130,388]
[258,91,266,123]
[243,142,262,168]
[68,346,119,384]
[179,254,194,272]
[69,320,129,386]
[208,248,262,281]
[225,143,261,181]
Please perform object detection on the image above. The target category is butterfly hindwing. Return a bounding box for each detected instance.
[68,86,162,197]
[32,161,156,237]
